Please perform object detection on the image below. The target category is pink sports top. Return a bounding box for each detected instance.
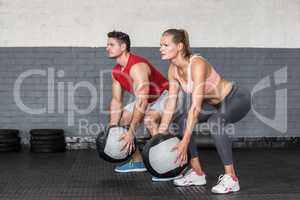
[175,55,221,94]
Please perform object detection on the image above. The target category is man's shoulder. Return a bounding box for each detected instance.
[130,54,148,63]
[112,63,121,70]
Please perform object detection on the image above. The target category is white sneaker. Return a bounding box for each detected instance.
[173,169,206,186]
[152,174,183,182]
[211,174,240,194]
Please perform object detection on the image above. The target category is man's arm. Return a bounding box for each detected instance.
[158,64,180,133]
[109,75,123,126]
[127,62,150,135]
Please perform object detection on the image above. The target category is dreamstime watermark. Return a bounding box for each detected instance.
[13,66,288,135]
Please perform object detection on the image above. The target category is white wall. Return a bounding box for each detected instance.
[0,0,299,47]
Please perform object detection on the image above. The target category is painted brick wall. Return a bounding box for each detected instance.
[0,47,298,143]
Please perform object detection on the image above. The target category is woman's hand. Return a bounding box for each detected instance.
[172,139,189,167]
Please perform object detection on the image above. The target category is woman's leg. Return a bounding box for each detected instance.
[207,113,236,176]
[172,100,214,186]
[174,92,216,175]
[209,84,251,193]
[185,130,205,175]
[208,83,251,177]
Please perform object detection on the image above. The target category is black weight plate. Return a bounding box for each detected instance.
[30,129,64,136]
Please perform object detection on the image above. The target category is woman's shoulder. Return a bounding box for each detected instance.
[190,54,207,67]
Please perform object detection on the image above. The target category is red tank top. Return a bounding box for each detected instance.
[112,54,168,103]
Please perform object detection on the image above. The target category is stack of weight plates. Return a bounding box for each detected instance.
[0,129,21,152]
[30,129,66,153]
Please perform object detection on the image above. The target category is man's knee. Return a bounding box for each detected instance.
[144,111,161,129]
[144,113,156,127]
[119,111,132,126]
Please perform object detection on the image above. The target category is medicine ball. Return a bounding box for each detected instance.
[96,125,136,163]
[142,133,188,178]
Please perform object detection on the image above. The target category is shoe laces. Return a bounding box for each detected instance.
[183,168,202,181]
[217,174,231,186]
[185,168,194,175]
[184,168,195,177]
[127,159,134,166]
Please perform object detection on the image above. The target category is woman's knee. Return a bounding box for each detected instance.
[207,113,230,138]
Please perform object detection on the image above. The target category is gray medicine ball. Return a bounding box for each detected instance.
[96,125,136,163]
[142,133,188,178]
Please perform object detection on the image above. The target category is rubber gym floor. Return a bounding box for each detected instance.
[0,148,299,200]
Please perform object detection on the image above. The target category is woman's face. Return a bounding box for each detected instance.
[160,34,179,60]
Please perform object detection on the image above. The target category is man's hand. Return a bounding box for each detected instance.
[119,130,135,155]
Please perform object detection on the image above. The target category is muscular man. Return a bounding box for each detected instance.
[106,31,169,174]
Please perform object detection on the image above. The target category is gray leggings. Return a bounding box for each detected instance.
[173,82,251,165]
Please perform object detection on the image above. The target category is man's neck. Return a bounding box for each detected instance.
[116,52,131,69]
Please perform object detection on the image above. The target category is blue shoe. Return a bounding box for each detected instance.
[152,174,183,182]
[114,161,147,173]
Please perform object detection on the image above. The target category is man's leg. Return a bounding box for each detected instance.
[114,102,147,173]
[119,110,144,162]
[144,110,161,136]
[144,90,170,136]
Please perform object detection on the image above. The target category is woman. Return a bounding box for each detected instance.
[157,29,251,194]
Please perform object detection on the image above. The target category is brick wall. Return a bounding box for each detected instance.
[0,47,298,144]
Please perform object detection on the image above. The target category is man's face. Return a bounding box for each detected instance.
[106,38,124,58]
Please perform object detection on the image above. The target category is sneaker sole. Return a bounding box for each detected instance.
[152,175,183,182]
[114,168,147,173]
[211,186,240,194]
[173,180,206,187]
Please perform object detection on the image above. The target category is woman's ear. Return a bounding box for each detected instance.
[177,42,184,52]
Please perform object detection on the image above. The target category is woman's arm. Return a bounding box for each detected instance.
[182,58,207,143]
[157,64,181,133]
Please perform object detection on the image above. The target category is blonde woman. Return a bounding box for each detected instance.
[157,29,251,194]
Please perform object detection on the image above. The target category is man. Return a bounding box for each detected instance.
[106,31,169,175]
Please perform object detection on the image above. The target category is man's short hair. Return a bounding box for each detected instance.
[107,31,131,52]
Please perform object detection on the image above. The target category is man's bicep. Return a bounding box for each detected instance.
[130,63,150,97]
[111,76,123,102]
